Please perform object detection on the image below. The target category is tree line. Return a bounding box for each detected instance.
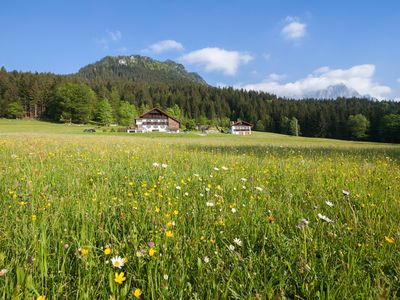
[0,67,399,142]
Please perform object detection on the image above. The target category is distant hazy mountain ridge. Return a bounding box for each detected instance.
[77,55,207,85]
[303,83,373,99]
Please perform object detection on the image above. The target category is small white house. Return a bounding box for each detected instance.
[229,120,252,135]
[127,108,180,133]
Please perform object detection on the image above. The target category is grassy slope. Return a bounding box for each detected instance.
[1,119,399,149]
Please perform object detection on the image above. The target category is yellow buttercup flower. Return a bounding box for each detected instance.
[165,231,174,238]
[37,296,46,300]
[104,247,112,255]
[114,272,126,284]
[385,236,394,244]
[133,288,142,298]
[148,248,156,256]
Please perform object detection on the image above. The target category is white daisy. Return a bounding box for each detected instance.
[176,186,181,190]
[233,238,242,246]
[228,245,235,251]
[204,256,210,263]
[111,256,125,269]
[161,163,168,168]
[206,202,214,207]
[325,201,334,207]
[318,213,333,223]
[152,162,160,167]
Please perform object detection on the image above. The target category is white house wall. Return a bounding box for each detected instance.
[135,118,169,132]
[230,125,251,135]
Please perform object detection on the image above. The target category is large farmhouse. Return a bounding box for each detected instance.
[229,120,252,135]
[128,108,180,133]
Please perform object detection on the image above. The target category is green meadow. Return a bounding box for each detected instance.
[0,119,399,299]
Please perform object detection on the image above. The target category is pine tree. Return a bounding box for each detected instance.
[255,120,265,131]
[280,116,290,134]
[380,114,400,142]
[96,99,114,125]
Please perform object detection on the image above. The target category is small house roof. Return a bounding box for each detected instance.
[137,107,181,124]
[229,120,253,127]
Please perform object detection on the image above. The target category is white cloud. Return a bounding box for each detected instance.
[267,73,285,81]
[145,40,184,54]
[97,30,123,51]
[108,30,122,42]
[397,78,400,83]
[241,64,391,99]
[180,47,253,76]
[281,16,306,40]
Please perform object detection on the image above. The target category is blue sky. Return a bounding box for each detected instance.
[1,0,400,99]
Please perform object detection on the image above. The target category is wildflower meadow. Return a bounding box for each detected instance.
[0,121,399,299]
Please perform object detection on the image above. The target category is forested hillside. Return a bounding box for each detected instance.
[77,55,207,85]
[0,59,399,142]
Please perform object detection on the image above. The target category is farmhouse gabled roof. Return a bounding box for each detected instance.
[137,107,181,124]
[230,120,253,127]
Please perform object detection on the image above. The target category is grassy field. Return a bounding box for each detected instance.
[0,119,399,299]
